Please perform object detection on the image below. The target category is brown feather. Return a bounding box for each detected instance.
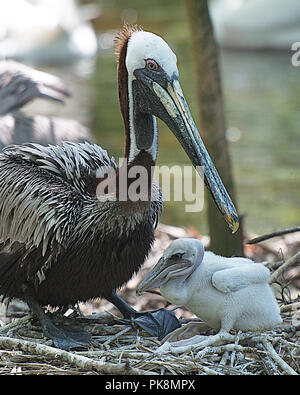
[114,23,143,63]
[114,23,143,158]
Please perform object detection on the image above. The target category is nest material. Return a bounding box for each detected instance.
[0,225,299,375]
[0,311,299,375]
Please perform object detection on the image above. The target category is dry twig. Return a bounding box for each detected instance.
[0,336,156,375]
[270,251,300,284]
[247,226,300,245]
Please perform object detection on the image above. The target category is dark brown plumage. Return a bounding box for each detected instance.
[0,142,162,306]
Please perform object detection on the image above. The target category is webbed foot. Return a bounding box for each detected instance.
[131,308,181,340]
[105,291,181,340]
[42,319,91,350]
[27,297,91,351]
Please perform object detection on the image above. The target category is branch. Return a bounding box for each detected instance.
[262,340,298,375]
[246,226,300,245]
[270,251,300,284]
[0,336,156,375]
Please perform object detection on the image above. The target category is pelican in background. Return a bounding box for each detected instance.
[0,25,239,350]
[210,0,300,51]
[0,0,98,65]
[0,60,91,148]
[137,238,281,348]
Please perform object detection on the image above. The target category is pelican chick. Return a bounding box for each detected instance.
[137,238,282,342]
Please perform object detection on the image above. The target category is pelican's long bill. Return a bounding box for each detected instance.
[136,256,192,296]
[135,69,239,233]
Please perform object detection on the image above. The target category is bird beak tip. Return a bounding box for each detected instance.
[226,214,239,234]
[230,221,240,234]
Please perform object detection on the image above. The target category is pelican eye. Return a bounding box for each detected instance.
[171,252,184,260]
[145,58,159,71]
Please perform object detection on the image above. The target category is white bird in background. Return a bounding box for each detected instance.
[0,0,98,65]
[210,0,300,51]
[137,238,282,348]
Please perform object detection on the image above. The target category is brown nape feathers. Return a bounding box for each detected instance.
[114,23,143,62]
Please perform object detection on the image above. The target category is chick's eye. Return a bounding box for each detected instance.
[172,253,183,260]
[145,58,159,71]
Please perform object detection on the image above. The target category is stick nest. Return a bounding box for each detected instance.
[0,225,299,375]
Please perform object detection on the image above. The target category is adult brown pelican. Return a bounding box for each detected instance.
[0,25,239,350]
[0,60,91,148]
